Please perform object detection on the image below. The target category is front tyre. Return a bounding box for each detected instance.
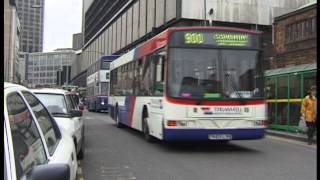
[143,117,156,143]
[77,139,84,159]
[77,129,85,159]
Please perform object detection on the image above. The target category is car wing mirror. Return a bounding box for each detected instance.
[70,109,83,117]
[29,163,70,180]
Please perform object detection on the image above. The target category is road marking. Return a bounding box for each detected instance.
[78,177,84,180]
[78,160,81,165]
[266,135,317,149]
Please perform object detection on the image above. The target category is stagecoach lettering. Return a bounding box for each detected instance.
[213,33,249,46]
[213,107,242,113]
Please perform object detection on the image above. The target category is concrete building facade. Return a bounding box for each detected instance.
[18,52,29,85]
[73,33,83,50]
[15,0,45,53]
[71,33,86,87]
[4,0,21,83]
[27,49,76,88]
[72,0,311,86]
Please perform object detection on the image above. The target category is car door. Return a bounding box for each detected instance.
[66,94,83,150]
[4,91,48,180]
[21,91,61,156]
[21,91,77,180]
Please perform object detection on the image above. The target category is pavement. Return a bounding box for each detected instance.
[266,129,317,144]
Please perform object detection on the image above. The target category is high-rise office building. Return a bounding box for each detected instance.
[4,0,21,83]
[15,0,44,53]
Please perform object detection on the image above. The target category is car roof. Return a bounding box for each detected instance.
[31,88,69,95]
[4,82,29,90]
[4,82,28,90]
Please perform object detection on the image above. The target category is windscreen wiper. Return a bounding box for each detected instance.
[224,72,244,101]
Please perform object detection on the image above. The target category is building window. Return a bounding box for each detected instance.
[285,17,316,43]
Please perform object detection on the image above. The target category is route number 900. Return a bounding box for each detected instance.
[184,33,204,44]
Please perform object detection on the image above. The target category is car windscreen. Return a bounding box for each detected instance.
[35,93,69,117]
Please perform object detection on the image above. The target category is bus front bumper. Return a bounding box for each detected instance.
[163,128,265,141]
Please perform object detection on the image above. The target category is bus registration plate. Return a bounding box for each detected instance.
[208,134,232,140]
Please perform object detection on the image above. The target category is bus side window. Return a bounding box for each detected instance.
[141,56,151,96]
[153,51,166,95]
[134,59,143,95]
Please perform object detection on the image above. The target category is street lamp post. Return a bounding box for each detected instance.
[58,68,62,87]
[208,8,214,26]
[204,0,207,26]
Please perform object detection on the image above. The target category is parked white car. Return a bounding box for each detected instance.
[4,82,77,180]
[32,88,85,159]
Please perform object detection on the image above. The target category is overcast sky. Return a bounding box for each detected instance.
[43,0,82,52]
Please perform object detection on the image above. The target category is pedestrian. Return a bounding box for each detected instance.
[300,85,317,145]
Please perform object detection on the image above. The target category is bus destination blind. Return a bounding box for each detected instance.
[170,31,260,48]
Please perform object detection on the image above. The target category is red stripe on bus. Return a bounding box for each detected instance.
[165,96,265,106]
[128,96,136,127]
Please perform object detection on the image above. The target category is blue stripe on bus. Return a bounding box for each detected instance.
[163,128,265,141]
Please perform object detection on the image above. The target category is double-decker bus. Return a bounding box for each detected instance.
[86,55,119,112]
[109,26,267,142]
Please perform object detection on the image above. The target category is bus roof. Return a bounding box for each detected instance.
[100,55,120,61]
[110,26,262,70]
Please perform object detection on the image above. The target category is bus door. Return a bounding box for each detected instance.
[148,50,166,139]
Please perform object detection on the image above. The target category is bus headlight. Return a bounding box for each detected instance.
[167,120,196,127]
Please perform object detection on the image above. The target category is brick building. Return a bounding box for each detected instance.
[272,2,316,69]
[265,1,317,132]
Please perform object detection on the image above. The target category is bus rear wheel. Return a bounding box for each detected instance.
[115,108,123,128]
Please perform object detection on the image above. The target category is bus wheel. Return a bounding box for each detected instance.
[143,116,155,143]
[115,109,123,128]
